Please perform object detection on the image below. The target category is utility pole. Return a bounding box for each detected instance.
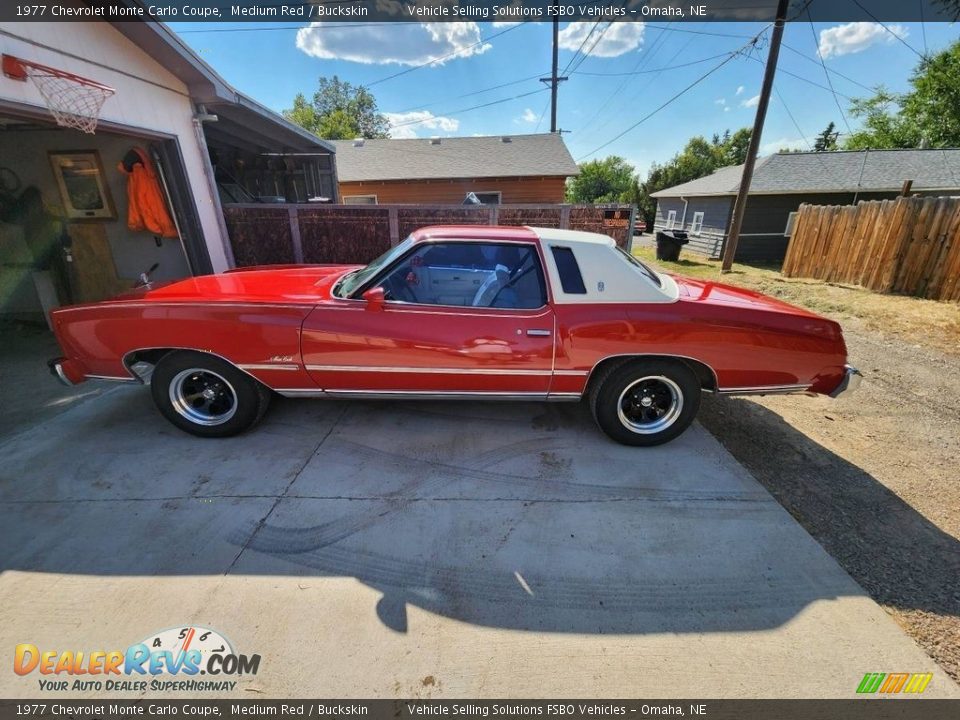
[540,14,567,133]
[721,0,790,272]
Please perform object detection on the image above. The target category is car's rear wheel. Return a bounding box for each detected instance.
[590,359,701,446]
[150,351,271,438]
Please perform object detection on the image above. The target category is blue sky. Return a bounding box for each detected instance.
[169,20,959,177]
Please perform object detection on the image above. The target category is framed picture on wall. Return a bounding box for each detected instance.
[48,150,116,220]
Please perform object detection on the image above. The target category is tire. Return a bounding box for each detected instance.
[590,359,701,446]
[150,351,271,438]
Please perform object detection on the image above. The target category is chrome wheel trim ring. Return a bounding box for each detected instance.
[169,368,238,426]
[616,375,684,435]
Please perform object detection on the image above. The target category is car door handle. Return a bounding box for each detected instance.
[526,329,551,337]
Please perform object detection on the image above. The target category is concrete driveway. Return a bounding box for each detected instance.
[0,384,956,698]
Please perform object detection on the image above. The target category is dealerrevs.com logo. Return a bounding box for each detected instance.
[14,626,261,693]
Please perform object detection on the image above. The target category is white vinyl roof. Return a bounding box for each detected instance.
[528,228,679,304]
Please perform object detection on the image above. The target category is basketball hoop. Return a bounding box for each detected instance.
[3,54,115,134]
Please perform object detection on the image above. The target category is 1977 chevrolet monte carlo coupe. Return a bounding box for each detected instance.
[48,225,861,446]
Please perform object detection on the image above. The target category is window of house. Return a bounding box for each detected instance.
[784,211,798,237]
[690,211,704,236]
[472,191,501,204]
[665,210,677,229]
[550,246,587,294]
[344,195,378,205]
[376,242,546,309]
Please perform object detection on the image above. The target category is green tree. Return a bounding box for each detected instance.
[283,76,390,140]
[634,128,752,229]
[814,121,839,152]
[844,39,960,149]
[566,156,637,203]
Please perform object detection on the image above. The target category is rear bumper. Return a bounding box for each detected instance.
[829,364,862,399]
[48,357,85,386]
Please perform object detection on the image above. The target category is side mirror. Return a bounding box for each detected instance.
[362,286,385,310]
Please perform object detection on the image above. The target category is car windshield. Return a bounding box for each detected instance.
[333,236,414,298]
[615,246,662,288]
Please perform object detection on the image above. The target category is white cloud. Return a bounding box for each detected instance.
[818,21,909,59]
[516,108,538,124]
[735,85,745,96]
[724,107,731,112]
[384,110,459,139]
[742,94,760,108]
[558,21,645,58]
[715,98,727,106]
[760,137,807,155]
[296,22,491,66]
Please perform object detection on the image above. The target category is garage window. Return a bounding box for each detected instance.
[551,246,587,294]
[344,195,378,205]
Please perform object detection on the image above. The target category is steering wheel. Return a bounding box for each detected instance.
[385,274,417,303]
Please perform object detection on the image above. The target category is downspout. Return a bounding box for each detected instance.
[192,105,237,269]
[680,196,689,229]
[852,148,869,204]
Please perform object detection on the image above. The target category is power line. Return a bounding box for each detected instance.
[575,22,682,136]
[780,42,874,92]
[573,51,735,77]
[365,24,523,88]
[851,0,926,59]
[806,11,852,133]
[745,54,854,100]
[389,87,549,129]
[642,24,756,39]
[577,37,758,160]
[391,73,547,115]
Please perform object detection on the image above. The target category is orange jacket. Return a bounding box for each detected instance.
[117,147,177,238]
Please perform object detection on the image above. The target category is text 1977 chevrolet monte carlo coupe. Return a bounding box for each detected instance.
[48,225,860,446]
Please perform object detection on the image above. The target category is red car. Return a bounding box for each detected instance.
[48,225,860,446]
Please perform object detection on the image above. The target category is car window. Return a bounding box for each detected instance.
[335,236,413,298]
[550,246,587,294]
[376,242,546,309]
[615,246,662,287]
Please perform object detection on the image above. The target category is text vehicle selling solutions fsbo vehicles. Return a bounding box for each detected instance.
[48,226,861,446]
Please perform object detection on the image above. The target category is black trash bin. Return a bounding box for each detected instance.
[655,230,689,261]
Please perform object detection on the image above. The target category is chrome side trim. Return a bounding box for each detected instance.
[717,384,810,396]
[86,375,140,383]
[276,389,583,402]
[121,347,307,390]
[584,353,721,392]
[305,365,553,377]
[553,369,590,377]
[237,364,301,372]
[829,365,863,399]
[54,301,315,313]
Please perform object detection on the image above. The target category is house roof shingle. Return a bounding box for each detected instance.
[332,134,580,183]
[650,149,960,198]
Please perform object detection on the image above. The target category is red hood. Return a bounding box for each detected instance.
[672,274,824,319]
[111,265,358,305]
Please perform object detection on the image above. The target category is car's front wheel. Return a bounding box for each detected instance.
[150,351,271,438]
[590,359,701,446]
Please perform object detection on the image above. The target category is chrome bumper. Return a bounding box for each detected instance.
[48,358,74,387]
[830,365,862,399]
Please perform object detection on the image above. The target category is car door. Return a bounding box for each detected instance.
[300,240,555,398]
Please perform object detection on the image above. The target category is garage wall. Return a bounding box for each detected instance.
[0,19,232,271]
[339,177,570,204]
[0,130,191,284]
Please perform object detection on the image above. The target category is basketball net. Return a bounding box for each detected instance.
[22,63,115,134]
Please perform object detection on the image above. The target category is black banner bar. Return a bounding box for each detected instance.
[2,700,960,720]
[2,0,960,24]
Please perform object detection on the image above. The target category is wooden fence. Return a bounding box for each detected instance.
[222,203,636,268]
[782,196,960,302]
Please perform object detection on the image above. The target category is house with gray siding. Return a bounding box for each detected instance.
[651,149,960,264]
